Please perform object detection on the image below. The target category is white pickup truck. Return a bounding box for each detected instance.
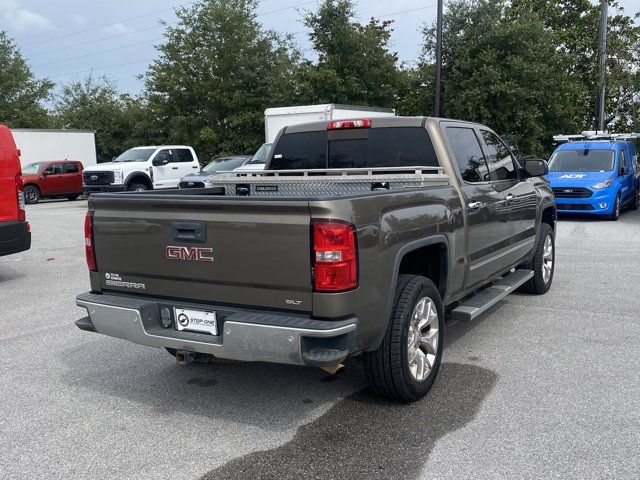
[82,146,200,195]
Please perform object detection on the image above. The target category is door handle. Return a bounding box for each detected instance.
[192,166,198,169]
[468,202,483,211]
[172,167,179,170]
[505,194,514,203]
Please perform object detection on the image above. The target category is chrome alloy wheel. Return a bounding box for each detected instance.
[407,297,439,382]
[542,234,554,284]
[25,186,38,203]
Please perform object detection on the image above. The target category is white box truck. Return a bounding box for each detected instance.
[10,129,97,169]
[264,104,395,143]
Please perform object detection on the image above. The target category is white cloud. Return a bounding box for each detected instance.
[0,0,54,32]
[69,13,88,27]
[102,22,127,35]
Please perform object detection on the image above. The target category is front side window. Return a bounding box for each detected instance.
[481,130,518,181]
[618,150,626,176]
[155,149,175,164]
[45,164,63,174]
[446,127,489,183]
[548,149,614,172]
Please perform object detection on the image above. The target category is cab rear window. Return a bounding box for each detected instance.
[270,127,439,170]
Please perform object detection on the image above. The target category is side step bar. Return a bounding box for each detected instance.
[450,269,534,322]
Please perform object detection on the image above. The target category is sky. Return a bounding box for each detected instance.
[1,0,638,97]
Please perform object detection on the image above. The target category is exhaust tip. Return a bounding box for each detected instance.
[320,363,346,376]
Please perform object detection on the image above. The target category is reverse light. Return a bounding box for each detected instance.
[84,212,97,271]
[113,170,124,185]
[327,119,371,130]
[313,221,358,292]
[15,172,25,222]
[592,178,614,189]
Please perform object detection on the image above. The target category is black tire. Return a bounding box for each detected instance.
[609,193,621,221]
[519,223,555,294]
[23,185,40,204]
[629,188,639,211]
[66,194,80,201]
[363,275,444,402]
[128,183,148,192]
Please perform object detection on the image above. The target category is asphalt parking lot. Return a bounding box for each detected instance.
[1,200,639,479]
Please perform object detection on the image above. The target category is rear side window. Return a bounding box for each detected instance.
[446,127,489,183]
[65,163,79,173]
[175,149,195,163]
[270,127,439,170]
[270,132,326,169]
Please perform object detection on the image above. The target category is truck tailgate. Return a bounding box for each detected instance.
[90,195,312,312]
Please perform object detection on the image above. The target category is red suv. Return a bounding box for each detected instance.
[22,160,84,204]
[0,126,30,257]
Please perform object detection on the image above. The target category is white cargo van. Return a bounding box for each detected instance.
[264,104,395,143]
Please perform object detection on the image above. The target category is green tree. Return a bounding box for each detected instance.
[300,0,401,108]
[54,75,137,162]
[0,31,53,127]
[508,0,640,131]
[422,0,587,155]
[144,0,300,161]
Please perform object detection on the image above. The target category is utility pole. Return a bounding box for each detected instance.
[596,0,608,132]
[434,0,443,117]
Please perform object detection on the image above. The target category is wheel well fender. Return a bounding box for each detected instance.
[124,172,152,190]
[23,182,41,192]
[540,204,556,231]
[375,236,449,350]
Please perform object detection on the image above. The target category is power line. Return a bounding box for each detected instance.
[25,24,166,58]
[32,38,162,68]
[47,59,155,79]
[42,1,433,79]
[26,0,318,66]
[21,3,192,48]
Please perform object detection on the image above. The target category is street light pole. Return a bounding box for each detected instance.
[434,0,443,117]
[596,0,608,132]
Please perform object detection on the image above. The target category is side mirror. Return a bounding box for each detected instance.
[152,157,169,166]
[619,166,629,176]
[523,158,548,177]
[112,156,116,161]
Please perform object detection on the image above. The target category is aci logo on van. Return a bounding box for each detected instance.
[165,245,214,262]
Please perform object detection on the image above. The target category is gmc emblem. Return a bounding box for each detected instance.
[564,189,573,193]
[165,246,214,262]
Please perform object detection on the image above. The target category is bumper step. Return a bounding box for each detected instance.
[302,348,349,366]
[450,269,533,322]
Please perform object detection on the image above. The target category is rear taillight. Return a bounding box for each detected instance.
[15,172,25,222]
[327,119,371,130]
[84,212,97,271]
[313,221,358,292]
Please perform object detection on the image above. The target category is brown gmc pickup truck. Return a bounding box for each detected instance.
[75,117,556,401]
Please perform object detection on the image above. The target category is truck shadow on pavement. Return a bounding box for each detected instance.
[59,310,500,435]
[199,362,497,480]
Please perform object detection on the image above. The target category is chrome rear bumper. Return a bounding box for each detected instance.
[75,292,357,366]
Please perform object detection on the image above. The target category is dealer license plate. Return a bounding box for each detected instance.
[174,307,218,335]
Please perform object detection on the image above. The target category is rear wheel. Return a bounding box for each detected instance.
[363,275,443,402]
[609,193,621,220]
[24,185,40,204]
[128,183,148,192]
[65,194,80,201]
[519,223,555,294]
